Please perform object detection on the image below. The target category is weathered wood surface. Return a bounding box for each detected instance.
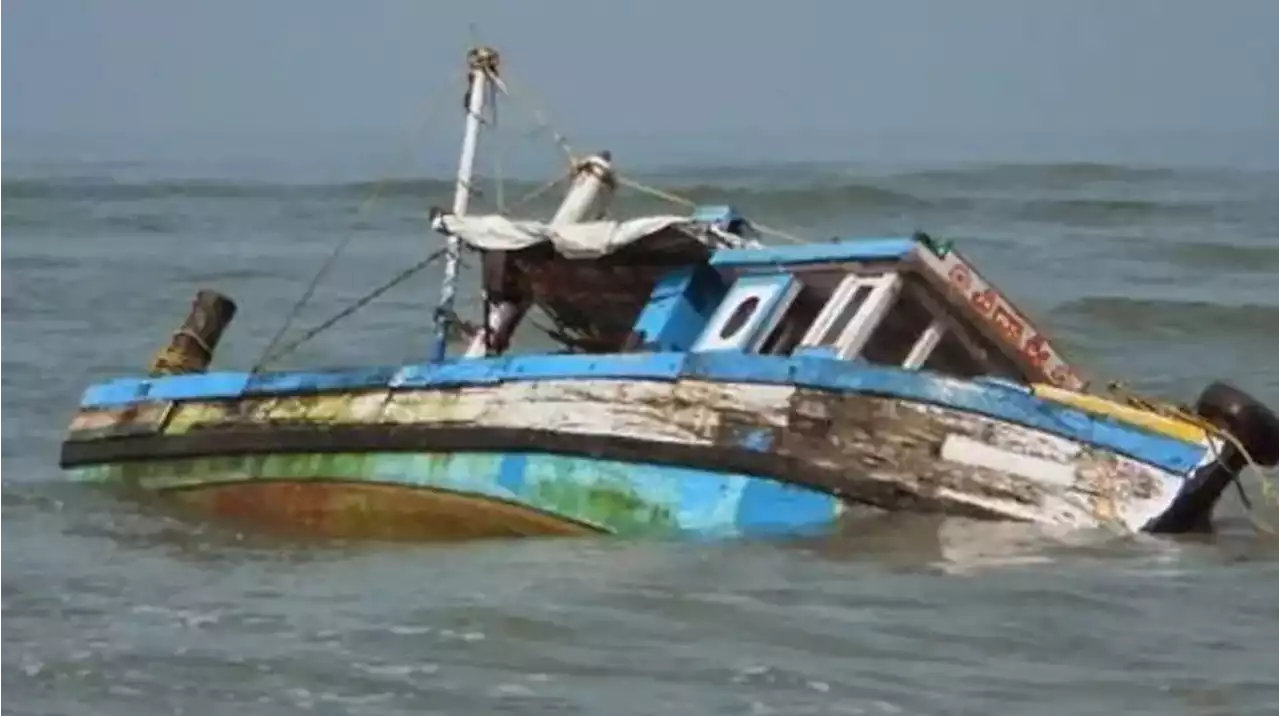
[148,290,238,376]
[508,231,716,353]
[65,377,1186,531]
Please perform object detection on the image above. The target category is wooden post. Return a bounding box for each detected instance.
[148,290,238,376]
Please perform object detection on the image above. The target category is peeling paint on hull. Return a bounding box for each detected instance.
[68,451,845,540]
[62,356,1209,538]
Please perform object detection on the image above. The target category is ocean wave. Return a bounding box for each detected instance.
[1132,238,1279,272]
[647,182,931,211]
[1050,296,1278,338]
[1008,197,1225,225]
[889,161,1188,185]
[4,161,1267,227]
[1,177,314,201]
[0,175,933,211]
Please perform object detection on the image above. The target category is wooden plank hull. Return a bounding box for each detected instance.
[62,355,1209,539]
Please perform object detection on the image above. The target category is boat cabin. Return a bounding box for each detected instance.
[626,208,1073,387]
[437,200,1085,391]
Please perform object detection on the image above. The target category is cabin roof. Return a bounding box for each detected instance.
[708,236,919,270]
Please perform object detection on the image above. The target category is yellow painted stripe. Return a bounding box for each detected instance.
[1031,384,1208,444]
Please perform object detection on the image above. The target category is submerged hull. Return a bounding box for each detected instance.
[68,451,844,540]
[60,353,1213,540]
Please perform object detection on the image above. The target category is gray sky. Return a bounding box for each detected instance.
[3,0,1276,167]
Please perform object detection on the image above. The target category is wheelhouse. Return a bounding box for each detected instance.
[626,215,1064,386]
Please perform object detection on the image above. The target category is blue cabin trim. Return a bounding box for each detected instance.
[627,264,727,352]
[709,237,919,270]
[691,273,797,353]
[78,352,1206,474]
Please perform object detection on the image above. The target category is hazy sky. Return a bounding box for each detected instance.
[5,0,1275,135]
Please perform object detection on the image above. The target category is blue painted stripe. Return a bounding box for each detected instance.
[81,372,251,406]
[505,353,687,381]
[243,366,402,396]
[391,358,509,388]
[75,351,1204,473]
[709,237,917,269]
[81,378,151,407]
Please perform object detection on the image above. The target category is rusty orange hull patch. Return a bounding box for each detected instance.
[168,481,599,541]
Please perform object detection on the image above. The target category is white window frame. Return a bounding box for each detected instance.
[798,273,902,359]
[898,285,957,370]
[902,318,947,369]
[692,273,800,353]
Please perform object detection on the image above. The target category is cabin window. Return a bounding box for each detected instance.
[922,332,986,377]
[860,289,936,366]
[795,274,1027,382]
[718,296,761,339]
[798,273,902,358]
[759,287,824,355]
[692,273,799,353]
[902,320,947,370]
[921,332,1024,380]
[853,281,1024,380]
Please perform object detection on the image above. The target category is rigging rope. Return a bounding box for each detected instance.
[504,173,571,214]
[254,248,448,367]
[490,81,504,214]
[488,72,577,169]
[250,73,463,374]
[484,60,813,245]
[614,175,810,244]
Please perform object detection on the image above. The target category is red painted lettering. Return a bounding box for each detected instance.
[991,305,1025,343]
[970,288,997,314]
[1022,333,1051,368]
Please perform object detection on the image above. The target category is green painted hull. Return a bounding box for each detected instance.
[68,450,844,540]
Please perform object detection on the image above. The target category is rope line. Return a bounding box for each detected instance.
[614,175,810,244]
[149,330,213,375]
[255,248,448,368]
[250,73,462,373]
[501,172,573,215]
[1105,381,1277,535]
[488,72,576,168]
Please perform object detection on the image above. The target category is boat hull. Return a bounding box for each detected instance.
[60,353,1212,539]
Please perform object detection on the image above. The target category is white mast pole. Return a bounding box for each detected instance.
[431,46,497,362]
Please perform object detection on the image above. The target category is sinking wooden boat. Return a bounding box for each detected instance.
[59,46,1278,540]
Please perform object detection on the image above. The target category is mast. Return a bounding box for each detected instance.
[431,46,498,362]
